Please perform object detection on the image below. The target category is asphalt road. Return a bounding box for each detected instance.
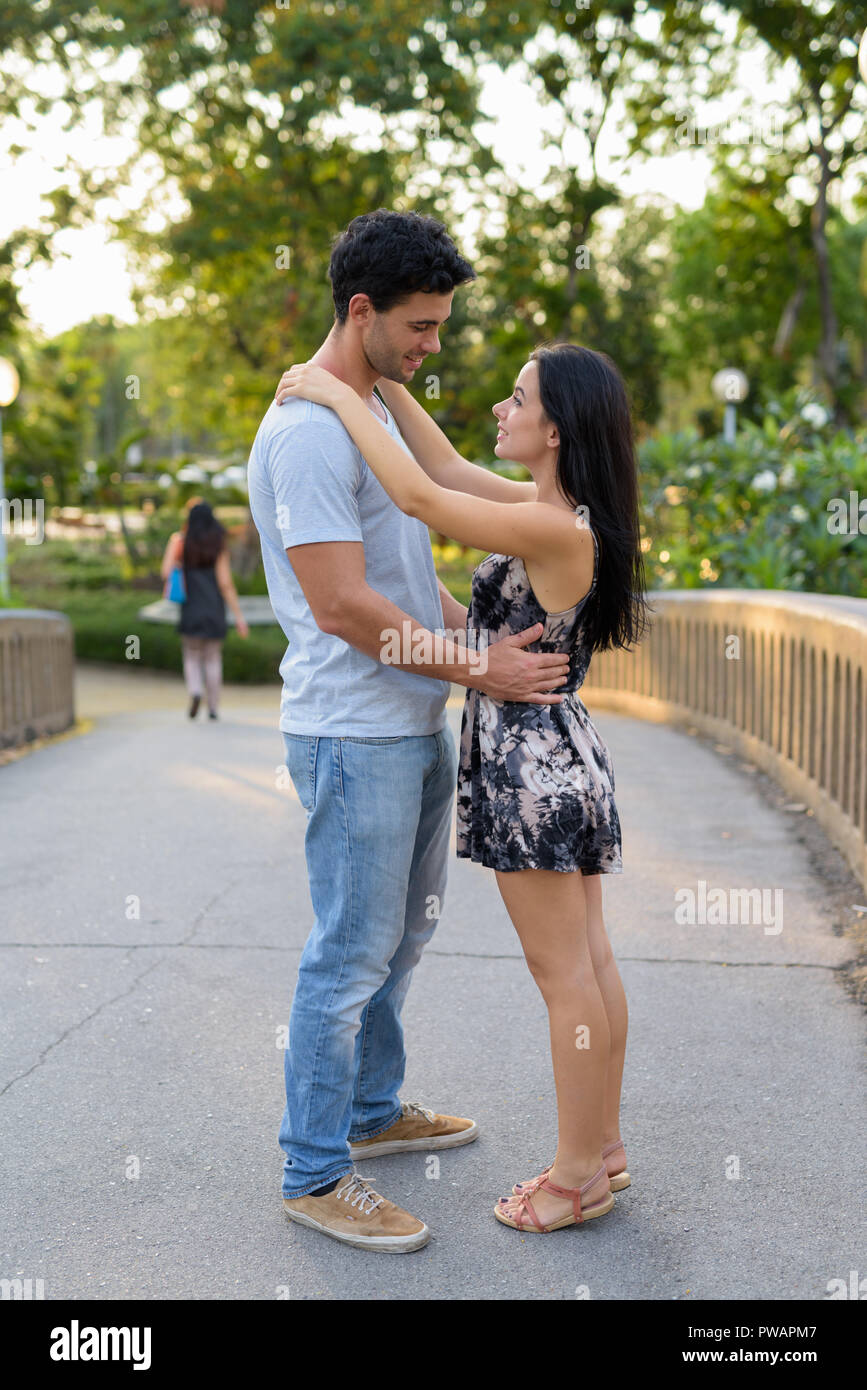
[0,662,864,1301]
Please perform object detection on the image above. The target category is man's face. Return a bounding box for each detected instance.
[360,290,454,383]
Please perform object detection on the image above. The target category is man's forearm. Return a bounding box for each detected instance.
[328,583,483,689]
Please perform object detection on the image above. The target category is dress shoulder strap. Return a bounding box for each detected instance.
[582,520,600,595]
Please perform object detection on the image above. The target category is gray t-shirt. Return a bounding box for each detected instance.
[247,393,450,737]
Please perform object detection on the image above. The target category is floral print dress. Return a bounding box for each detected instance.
[455,523,623,875]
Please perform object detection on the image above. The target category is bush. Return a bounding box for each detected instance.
[637,394,867,595]
[9,584,287,684]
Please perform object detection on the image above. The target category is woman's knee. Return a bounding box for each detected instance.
[588,932,615,976]
[525,953,596,1002]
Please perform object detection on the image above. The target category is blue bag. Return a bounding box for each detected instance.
[168,565,186,603]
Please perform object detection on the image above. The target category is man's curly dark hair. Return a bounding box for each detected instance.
[328,209,476,324]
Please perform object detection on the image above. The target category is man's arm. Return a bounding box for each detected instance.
[288,539,484,688]
[287,540,570,702]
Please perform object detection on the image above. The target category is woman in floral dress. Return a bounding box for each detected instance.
[276,342,649,1234]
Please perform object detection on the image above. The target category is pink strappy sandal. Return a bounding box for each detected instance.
[494,1162,615,1232]
[510,1138,630,1198]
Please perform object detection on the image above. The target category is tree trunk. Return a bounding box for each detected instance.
[116,493,140,570]
[773,282,806,358]
[810,153,841,419]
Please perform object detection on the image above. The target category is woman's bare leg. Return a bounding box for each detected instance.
[583,874,629,1164]
[494,866,611,1225]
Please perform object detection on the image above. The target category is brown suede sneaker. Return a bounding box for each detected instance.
[349,1101,478,1158]
[282,1173,430,1252]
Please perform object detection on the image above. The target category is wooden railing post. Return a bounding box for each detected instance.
[582,590,867,895]
[0,610,75,751]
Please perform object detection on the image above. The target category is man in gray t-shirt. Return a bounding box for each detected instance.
[248,394,449,737]
[247,210,570,1253]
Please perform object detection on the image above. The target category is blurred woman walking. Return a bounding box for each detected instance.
[160,500,249,720]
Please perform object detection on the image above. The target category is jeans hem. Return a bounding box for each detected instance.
[282,1167,355,1201]
[348,1103,403,1144]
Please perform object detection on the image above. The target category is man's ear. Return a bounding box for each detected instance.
[347,293,374,327]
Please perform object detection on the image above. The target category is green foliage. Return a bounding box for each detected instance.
[1,0,866,469]
[638,393,867,595]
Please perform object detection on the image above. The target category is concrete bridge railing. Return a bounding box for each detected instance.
[0,610,76,751]
[582,590,867,895]
[3,592,866,894]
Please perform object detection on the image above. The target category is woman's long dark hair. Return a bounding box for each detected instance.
[531,342,651,653]
[182,502,226,568]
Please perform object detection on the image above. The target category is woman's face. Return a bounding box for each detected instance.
[492,360,556,469]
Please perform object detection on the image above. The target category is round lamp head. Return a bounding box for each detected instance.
[0,358,20,408]
[711,367,749,404]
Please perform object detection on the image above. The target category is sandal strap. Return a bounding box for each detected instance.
[513,1191,547,1233]
[537,1179,581,1224]
[602,1139,625,1159]
[540,1162,608,1223]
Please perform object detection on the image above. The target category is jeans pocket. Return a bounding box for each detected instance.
[340,736,405,745]
[284,735,316,813]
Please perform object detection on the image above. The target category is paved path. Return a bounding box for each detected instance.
[0,662,864,1300]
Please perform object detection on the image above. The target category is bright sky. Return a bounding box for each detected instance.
[1,13,860,338]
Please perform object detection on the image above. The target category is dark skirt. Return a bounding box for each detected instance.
[176,564,227,640]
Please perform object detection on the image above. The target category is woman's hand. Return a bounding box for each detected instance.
[237,619,250,639]
[275,363,348,411]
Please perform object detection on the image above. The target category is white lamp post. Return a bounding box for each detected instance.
[0,358,22,602]
[711,367,749,444]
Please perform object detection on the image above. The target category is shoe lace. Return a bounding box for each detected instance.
[402,1101,436,1123]
[334,1175,384,1215]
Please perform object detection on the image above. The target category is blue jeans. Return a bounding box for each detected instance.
[278,725,457,1198]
